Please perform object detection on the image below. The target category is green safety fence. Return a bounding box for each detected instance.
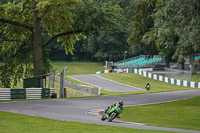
[42,88,51,98]
[11,89,26,99]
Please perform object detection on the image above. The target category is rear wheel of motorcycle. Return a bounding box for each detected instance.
[108,113,116,122]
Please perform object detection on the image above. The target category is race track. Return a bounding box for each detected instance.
[68,74,144,92]
[1,90,200,133]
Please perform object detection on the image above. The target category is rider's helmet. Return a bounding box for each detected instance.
[113,103,117,106]
[118,101,123,106]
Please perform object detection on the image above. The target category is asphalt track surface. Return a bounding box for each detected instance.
[68,74,144,92]
[1,90,200,133]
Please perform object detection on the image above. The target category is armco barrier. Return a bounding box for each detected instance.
[26,88,42,99]
[0,88,11,100]
[0,88,55,100]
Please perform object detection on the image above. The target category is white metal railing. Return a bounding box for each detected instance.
[0,88,11,100]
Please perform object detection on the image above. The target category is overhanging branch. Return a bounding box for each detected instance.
[42,30,82,48]
[0,18,33,31]
[12,41,29,58]
[0,39,22,43]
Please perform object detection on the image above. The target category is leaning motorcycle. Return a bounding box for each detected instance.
[101,105,123,122]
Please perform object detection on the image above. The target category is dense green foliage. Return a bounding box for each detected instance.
[121,96,200,131]
[85,30,129,61]
[46,0,135,62]
[128,0,158,55]
[1,0,200,87]
[0,0,123,87]
[129,0,200,68]
[47,0,200,63]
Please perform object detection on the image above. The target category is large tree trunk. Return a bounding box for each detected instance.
[33,1,43,76]
[190,52,196,74]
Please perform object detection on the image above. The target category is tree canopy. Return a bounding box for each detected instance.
[0,0,123,87]
[1,0,200,87]
[127,0,158,55]
[129,0,200,69]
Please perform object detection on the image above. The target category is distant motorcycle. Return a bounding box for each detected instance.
[145,83,150,91]
[101,104,123,122]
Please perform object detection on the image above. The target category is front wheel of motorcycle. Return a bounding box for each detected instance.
[101,115,106,121]
[108,113,116,122]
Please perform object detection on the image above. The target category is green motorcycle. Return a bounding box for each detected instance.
[101,105,123,122]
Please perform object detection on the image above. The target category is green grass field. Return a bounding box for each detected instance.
[120,96,200,131]
[100,73,199,93]
[0,62,104,75]
[100,88,148,96]
[52,62,104,75]
[191,73,200,82]
[0,111,175,133]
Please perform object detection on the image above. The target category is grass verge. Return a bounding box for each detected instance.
[52,62,104,75]
[100,88,147,96]
[120,96,200,131]
[191,73,200,82]
[0,111,175,133]
[100,73,199,94]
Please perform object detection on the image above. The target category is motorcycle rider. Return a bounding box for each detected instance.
[116,101,123,118]
[145,83,150,91]
[104,101,123,114]
[101,101,124,121]
[118,101,123,110]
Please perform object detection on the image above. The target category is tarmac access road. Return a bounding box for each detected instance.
[68,74,144,92]
[1,90,200,133]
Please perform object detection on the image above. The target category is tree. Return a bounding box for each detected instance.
[70,0,134,62]
[127,0,158,55]
[168,0,200,72]
[0,0,122,87]
[85,29,129,61]
[149,0,200,71]
[141,0,178,67]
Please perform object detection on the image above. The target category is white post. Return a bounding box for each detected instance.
[98,88,101,96]
[60,66,68,98]
[105,61,107,70]
[124,51,127,60]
